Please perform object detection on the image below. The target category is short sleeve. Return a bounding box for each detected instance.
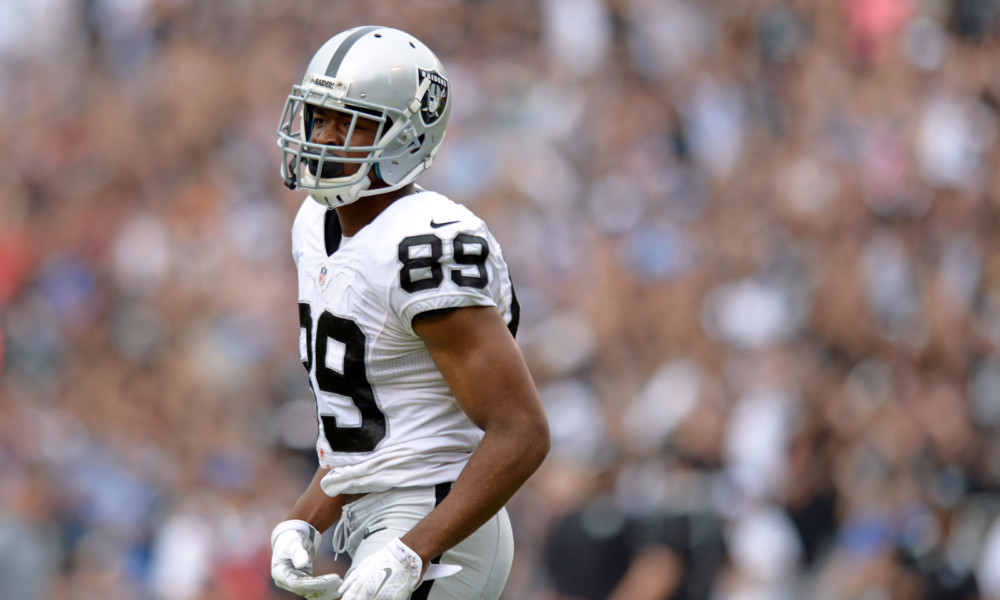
[388,223,503,335]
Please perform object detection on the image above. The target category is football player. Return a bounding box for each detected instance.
[269,26,550,600]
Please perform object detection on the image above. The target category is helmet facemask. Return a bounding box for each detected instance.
[278,74,432,208]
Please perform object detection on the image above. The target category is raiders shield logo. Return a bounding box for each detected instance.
[418,68,448,125]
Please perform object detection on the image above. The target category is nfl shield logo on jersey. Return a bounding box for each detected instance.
[316,264,330,292]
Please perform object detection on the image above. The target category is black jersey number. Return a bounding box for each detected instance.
[398,233,489,293]
[298,303,386,453]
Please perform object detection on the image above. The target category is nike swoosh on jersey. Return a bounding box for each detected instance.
[363,527,387,540]
[429,219,460,228]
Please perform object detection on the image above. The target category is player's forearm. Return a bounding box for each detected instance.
[401,414,549,565]
[285,466,346,533]
[407,305,550,565]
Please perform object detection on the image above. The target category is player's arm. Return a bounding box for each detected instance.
[285,466,347,530]
[403,304,550,567]
[270,467,347,598]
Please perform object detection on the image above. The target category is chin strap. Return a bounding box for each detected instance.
[345,175,372,202]
[284,157,299,190]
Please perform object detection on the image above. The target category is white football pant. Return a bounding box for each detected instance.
[335,484,513,600]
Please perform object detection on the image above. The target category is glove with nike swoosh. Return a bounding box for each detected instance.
[337,537,425,600]
[271,519,344,600]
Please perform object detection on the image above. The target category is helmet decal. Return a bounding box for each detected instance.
[418,69,448,125]
[325,26,379,77]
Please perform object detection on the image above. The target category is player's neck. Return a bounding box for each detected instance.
[337,183,417,236]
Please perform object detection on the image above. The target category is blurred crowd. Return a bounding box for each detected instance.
[3,0,1000,599]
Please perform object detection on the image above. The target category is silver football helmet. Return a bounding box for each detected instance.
[277,26,451,208]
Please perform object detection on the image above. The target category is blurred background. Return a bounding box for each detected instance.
[3,0,1000,599]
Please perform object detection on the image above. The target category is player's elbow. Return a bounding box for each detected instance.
[481,399,550,472]
[522,411,551,470]
[534,426,551,470]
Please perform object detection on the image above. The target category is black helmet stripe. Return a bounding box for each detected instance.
[325,26,380,77]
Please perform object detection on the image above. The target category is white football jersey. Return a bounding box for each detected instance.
[291,191,520,497]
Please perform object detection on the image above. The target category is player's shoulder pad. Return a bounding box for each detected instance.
[382,192,501,328]
[379,191,484,241]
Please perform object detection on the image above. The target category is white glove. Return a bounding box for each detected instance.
[271,519,344,600]
[338,537,467,600]
[338,537,421,600]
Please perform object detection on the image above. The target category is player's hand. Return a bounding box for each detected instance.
[271,519,344,599]
[337,537,424,600]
